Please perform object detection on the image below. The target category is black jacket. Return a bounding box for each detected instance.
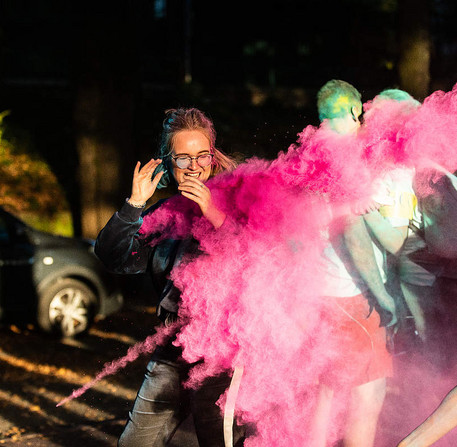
[95,199,199,317]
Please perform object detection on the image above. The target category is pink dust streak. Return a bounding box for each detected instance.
[56,323,178,407]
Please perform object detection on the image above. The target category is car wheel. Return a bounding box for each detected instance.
[38,278,97,337]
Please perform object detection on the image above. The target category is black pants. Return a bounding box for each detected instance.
[118,359,244,447]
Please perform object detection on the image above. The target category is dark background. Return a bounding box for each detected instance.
[0,0,456,237]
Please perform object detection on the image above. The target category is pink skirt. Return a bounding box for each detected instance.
[319,293,393,389]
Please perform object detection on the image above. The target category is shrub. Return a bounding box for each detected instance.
[0,111,73,236]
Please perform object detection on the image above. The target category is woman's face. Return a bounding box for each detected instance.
[171,130,212,185]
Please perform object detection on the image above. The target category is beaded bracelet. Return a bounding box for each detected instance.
[126,198,146,208]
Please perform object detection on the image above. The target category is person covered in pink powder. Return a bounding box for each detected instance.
[94,108,244,447]
[309,80,401,447]
[361,89,429,345]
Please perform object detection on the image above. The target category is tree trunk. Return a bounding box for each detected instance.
[397,0,431,101]
[72,14,139,238]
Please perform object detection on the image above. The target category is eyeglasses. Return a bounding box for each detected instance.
[171,153,213,169]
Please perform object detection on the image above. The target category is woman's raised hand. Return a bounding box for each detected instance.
[129,159,164,206]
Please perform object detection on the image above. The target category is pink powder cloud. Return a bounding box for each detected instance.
[60,84,457,445]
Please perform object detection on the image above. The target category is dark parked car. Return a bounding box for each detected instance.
[0,206,123,337]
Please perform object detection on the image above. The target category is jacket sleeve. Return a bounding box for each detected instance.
[94,201,154,274]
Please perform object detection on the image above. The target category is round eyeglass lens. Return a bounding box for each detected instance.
[175,158,190,169]
[197,154,212,167]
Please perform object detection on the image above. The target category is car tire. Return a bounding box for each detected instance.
[37,278,97,337]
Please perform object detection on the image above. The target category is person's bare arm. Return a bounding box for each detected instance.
[398,386,457,447]
[363,210,408,255]
[344,215,397,326]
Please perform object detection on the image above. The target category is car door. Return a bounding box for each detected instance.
[0,211,36,320]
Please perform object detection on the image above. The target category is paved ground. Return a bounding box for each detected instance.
[2,278,457,446]
[0,300,199,447]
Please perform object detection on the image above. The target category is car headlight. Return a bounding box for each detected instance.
[42,256,54,265]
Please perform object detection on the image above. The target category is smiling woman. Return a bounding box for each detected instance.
[94,107,243,447]
[154,108,237,188]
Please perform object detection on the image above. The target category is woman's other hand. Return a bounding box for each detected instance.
[178,177,226,228]
[129,159,164,206]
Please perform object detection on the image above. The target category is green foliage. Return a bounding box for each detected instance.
[0,111,73,236]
